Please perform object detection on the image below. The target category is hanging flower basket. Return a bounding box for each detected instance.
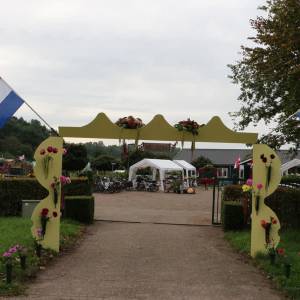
[174,118,201,136]
[116,116,145,129]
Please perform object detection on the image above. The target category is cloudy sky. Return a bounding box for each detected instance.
[0,0,266,146]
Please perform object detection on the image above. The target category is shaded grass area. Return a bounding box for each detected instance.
[225,229,300,299]
[0,217,83,296]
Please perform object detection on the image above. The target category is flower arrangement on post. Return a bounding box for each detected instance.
[242,180,263,214]
[40,208,50,238]
[260,153,275,190]
[40,146,59,179]
[51,176,60,208]
[2,246,18,283]
[276,247,292,278]
[261,217,277,245]
[59,175,71,210]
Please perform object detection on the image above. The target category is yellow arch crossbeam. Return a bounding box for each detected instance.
[59,113,258,143]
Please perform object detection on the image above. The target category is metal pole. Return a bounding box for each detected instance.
[212,177,216,224]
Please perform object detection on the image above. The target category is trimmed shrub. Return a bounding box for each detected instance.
[281,175,300,185]
[222,185,244,202]
[265,187,300,229]
[64,196,94,224]
[222,202,244,231]
[0,177,91,216]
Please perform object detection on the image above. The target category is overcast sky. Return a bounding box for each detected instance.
[0,0,266,147]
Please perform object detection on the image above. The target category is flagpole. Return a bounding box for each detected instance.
[0,77,59,136]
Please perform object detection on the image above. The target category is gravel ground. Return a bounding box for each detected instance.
[94,189,213,225]
[8,190,282,300]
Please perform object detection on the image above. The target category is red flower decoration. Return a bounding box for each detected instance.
[41,208,49,216]
[47,146,53,153]
[271,218,277,225]
[260,220,267,228]
[277,248,285,256]
[53,211,58,218]
[40,149,46,155]
[52,147,58,154]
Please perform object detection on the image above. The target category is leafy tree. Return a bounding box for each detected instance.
[63,143,88,171]
[122,150,171,169]
[91,155,120,171]
[0,117,50,160]
[228,0,300,151]
[191,156,213,169]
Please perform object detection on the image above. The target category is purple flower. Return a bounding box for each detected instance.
[2,252,11,257]
[246,179,253,186]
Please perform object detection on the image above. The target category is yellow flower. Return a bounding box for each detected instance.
[242,185,251,192]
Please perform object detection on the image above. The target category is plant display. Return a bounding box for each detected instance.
[40,146,59,178]
[260,153,275,189]
[116,116,144,129]
[174,118,202,136]
[261,217,277,245]
[242,179,263,214]
[40,208,50,238]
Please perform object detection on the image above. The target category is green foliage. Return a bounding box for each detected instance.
[225,229,300,299]
[222,202,244,231]
[64,196,94,224]
[228,0,300,150]
[0,178,91,216]
[0,217,82,296]
[63,143,88,171]
[265,187,300,229]
[0,117,50,160]
[84,141,122,160]
[222,185,244,202]
[91,155,120,171]
[281,175,300,185]
[122,150,171,169]
[191,156,213,169]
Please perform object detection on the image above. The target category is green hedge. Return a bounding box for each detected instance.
[265,187,300,229]
[281,175,300,185]
[222,185,244,202]
[64,196,94,224]
[222,202,244,231]
[0,178,91,216]
[222,185,300,229]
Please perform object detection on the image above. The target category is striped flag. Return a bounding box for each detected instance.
[0,78,24,128]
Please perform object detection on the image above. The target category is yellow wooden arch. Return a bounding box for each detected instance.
[32,113,281,257]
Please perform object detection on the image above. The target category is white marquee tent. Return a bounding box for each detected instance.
[281,159,300,175]
[173,160,197,185]
[128,159,184,191]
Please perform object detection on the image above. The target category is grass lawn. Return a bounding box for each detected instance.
[225,229,300,299]
[0,217,84,296]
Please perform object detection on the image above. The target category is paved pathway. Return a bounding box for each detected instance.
[12,190,282,300]
[94,189,214,225]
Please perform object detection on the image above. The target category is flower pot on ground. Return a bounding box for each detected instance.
[5,262,12,284]
[20,255,26,270]
[284,263,291,278]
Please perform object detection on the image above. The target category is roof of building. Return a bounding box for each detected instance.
[174,149,300,165]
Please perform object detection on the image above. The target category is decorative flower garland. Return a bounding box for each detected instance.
[174,118,201,136]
